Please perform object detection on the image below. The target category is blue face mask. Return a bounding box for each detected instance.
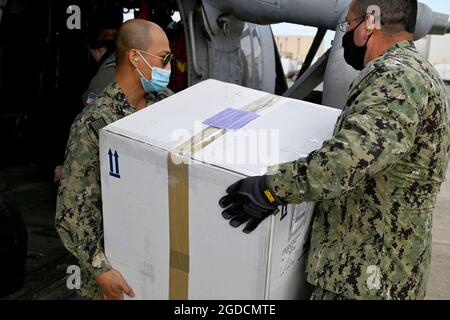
[135,51,171,93]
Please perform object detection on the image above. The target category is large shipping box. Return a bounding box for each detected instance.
[100,80,341,300]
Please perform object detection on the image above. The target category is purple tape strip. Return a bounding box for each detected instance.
[202,108,260,130]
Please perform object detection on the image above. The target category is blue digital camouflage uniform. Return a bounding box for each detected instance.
[268,40,450,300]
[56,81,172,299]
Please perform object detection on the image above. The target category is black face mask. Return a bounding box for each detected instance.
[342,19,371,71]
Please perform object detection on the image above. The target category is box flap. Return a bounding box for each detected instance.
[104,79,341,176]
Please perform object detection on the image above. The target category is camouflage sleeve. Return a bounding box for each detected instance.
[55,115,112,277]
[268,73,422,203]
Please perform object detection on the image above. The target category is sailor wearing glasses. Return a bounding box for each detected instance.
[56,19,173,300]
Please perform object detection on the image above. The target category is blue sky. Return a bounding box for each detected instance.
[272,0,450,47]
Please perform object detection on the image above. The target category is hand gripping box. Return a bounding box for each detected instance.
[99,79,341,300]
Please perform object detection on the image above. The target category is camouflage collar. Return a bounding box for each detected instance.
[103,82,136,116]
[146,88,174,104]
[349,40,416,94]
[368,40,416,69]
[102,81,172,117]
[103,81,168,113]
[145,91,159,102]
[383,40,416,55]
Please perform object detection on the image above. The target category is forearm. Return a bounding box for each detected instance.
[55,120,112,277]
[56,195,112,276]
[268,103,419,204]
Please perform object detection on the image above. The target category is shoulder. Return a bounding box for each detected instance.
[377,45,435,91]
[76,102,111,126]
[88,66,115,93]
[72,89,118,139]
[357,51,429,103]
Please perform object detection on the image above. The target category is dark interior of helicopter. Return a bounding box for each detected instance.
[0,0,185,299]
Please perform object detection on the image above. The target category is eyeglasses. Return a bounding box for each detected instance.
[337,16,367,33]
[137,50,175,68]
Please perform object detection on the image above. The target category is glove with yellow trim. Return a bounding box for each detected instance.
[219,176,284,234]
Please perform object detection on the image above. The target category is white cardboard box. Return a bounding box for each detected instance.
[100,79,341,300]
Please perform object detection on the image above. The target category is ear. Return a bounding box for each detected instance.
[367,5,382,30]
[366,15,376,32]
[129,50,140,68]
[365,15,376,41]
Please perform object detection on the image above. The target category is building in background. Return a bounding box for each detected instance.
[416,34,450,81]
[426,34,450,65]
[274,33,449,83]
[275,35,324,79]
[275,35,324,63]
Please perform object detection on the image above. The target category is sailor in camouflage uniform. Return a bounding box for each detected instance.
[219,0,450,300]
[56,19,173,300]
[54,14,122,185]
[81,8,123,107]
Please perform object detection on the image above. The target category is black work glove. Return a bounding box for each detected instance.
[219,176,284,234]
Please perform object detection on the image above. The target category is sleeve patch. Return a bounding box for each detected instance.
[88,117,108,138]
[86,92,98,104]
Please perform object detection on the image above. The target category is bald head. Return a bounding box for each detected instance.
[116,19,167,66]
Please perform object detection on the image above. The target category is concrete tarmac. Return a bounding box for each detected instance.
[426,163,450,299]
